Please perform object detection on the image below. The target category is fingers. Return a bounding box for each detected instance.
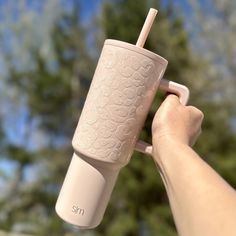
[164,94,181,105]
[187,106,204,146]
[187,106,204,124]
[165,95,204,125]
[189,127,202,147]
[152,90,204,146]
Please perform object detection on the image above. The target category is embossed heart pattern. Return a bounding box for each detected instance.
[55,8,189,229]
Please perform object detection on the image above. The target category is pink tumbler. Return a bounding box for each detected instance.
[56,8,189,229]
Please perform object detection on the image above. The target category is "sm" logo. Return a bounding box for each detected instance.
[72,205,85,215]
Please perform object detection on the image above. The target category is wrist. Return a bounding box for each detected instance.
[152,136,190,164]
[152,137,194,187]
[153,135,189,153]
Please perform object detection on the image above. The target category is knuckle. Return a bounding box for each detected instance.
[165,94,179,104]
[187,106,204,120]
[195,109,204,122]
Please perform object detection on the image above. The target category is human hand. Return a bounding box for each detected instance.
[151,95,236,236]
[152,94,204,153]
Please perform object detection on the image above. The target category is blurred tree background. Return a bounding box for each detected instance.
[0,0,235,235]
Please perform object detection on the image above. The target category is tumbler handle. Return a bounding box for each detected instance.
[135,79,190,156]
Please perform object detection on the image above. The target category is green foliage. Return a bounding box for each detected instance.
[98,1,236,235]
[188,0,236,185]
[8,10,94,137]
[0,2,92,235]
[0,0,235,235]
[97,1,196,235]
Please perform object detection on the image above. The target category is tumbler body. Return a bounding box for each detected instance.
[56,39,168,228]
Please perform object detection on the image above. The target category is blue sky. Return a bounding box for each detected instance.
[0,0,202,180]
[0,0,190,162]
[1,0,235,209]
[0,0,105,179]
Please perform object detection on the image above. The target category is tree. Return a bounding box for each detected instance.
[0,1,94,235]
[95,1,236,235]
[1,0,235,235]
[96,1,202,235]
[187,0,236,187]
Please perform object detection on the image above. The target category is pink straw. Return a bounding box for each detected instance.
[136,8,158,48]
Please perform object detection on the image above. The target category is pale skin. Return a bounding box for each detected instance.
[152,94,236,236]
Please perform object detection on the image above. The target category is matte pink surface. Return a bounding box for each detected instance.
[56,39,189,229]
[72,40,168,165]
